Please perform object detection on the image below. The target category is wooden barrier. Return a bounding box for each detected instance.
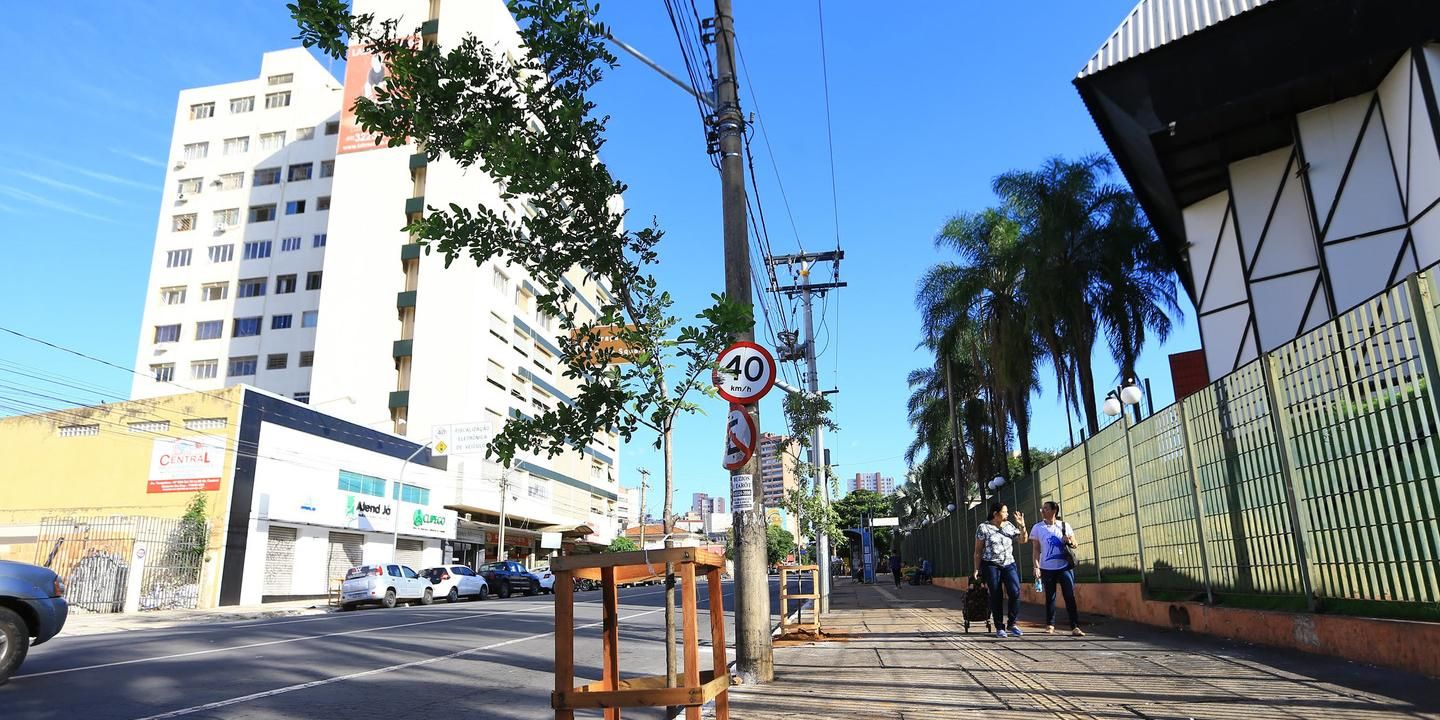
[778,565,819,634]
[550,548,731,720]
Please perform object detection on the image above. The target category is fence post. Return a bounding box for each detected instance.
[1081,435,1102,582]
[1260,351,1320,612]
[1121,417,1149,594]
[1405,273,1440,445]
[1175,398,1215,605]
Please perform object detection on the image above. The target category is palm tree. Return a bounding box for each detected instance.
[1094,194,1182,391]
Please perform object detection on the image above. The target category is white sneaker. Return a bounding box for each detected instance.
[995,629,1007,639]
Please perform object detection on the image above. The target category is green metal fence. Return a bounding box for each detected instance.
[901,270,1440,621]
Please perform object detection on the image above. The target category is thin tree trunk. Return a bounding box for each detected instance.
[662,420,678,712]
[1076,340,1101,436]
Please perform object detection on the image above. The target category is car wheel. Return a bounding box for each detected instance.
[498,581,511,599]
[478,585,489,601]
[0,606,28,687]
[527,581,538,596]
[420,588,434,606]
[341,602,357,612]
[447,587,460,603]
[382,588,397,608]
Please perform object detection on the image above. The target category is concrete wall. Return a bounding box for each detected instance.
[933,577,1440,678]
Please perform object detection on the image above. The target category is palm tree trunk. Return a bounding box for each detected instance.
[1076,345,1101,436]
[1013,397,1033,478]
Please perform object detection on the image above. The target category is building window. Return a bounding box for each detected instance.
[267,73,293,85]
[316,196,331,211]
[183,142,208,159]
[306,271,323,291]
[233,316,262,337]
[177,177,202,195]
[228,356,258,377]
[324,121,339,136]
[338,470,385,498]
[229,96,254,114]
[248,204,277,222]
[208,244,234,263]
[264,91,291,109]
[313,233,327,248]
[164,249,192,267]
[172,214,196,232]
[195,320,224,340]
[223,136,250,155]
[515,287,533,314]
[528,478,550,501]
[189,102,215,120]
[217,172,244,190]
[160,285,186,305]
[301,310,319,328]
[536,312,554,333]
[254,167,281,186]
[151,364,175,382]
[295,126,315,141]
[190,360,219,380]
[154,324,181,343]
[242,240,272,259]
[285,200,306,215]
[237,278,267,298]
[259,131,286,151]
[319,160,335,177]
[299,350,314,367]
[393,483,430,505]
[276,274,297,293]
[184,417,226,430]
[491,268,509,295]
[281,236,302,252]
[58,424,100,438]
[266,353,288,370]
[287,163,313,182]
[271,313,293,329]
[213,208,240,228]
[294,392,310,404]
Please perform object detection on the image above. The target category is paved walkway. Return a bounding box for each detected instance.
[727,579,1440,719]
[61,598,331,636]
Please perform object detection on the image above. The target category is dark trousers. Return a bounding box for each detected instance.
[1041,567,1080,628]
[981,562,1020,629]
[891,567,902,587]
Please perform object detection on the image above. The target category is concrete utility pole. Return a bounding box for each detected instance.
[495,467,511,563]
[714,0,772,683]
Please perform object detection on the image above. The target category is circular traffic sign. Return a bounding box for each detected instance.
[723,405,757,470]
[713,342,776,404]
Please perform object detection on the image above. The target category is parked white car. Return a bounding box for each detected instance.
[533,565,556,594]
[419,565,490,603]
[340,564,433,610]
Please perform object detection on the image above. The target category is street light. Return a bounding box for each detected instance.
[988,475,1006,492]
[392,437,435,564]
[1103,378,1144,421]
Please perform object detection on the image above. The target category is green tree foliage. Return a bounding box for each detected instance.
[766,524,796,567]
[606,536,639,553]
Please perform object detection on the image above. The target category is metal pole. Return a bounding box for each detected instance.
[1120,415,1148,593]
[1261,352,1320,611]
[800,264,831,614]
[392,441,431,563]
[606,34,715,109]
[1175,398,1215,605]
[496,467,509,563]
[715,0,772,683]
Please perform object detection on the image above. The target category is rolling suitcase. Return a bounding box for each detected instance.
[962,580,992,633]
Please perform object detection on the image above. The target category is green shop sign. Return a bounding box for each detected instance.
[413,509,447,528]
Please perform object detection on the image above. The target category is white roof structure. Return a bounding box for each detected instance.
[1078,0,1274,78]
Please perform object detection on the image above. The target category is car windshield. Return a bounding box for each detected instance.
[345,566,373,580]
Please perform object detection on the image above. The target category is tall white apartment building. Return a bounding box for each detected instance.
[850,472,895,495]
[132,49,342,403]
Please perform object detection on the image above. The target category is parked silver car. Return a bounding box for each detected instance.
[419,565,489,603]
[340,564,432,610]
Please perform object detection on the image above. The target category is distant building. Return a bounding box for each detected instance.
[617,485,643,530]
[690,492,726,515]
[759,433,802,506]
[850,472,896,495]
[623,523,704,550]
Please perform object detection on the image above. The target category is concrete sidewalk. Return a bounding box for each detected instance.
[60,599,332,636]
[727,579,1440,719]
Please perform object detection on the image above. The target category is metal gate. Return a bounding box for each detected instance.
[395,539,424,569]
[34,515,209,613]
[326,532,364,586]
[263,526,298,596]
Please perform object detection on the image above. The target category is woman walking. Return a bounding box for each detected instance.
[972,502,1027,638]
[1031,501,1084,636]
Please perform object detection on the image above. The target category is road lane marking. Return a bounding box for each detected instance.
[129,607,668,720]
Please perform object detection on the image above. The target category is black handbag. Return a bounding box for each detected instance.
[1058,521,1077,570]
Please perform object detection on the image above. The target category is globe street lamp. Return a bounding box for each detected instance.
[1103,378,1144,422]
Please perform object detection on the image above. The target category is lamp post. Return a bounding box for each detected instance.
[392,437,435,564]
[1102,377,1148,588]
[1104,377,1145,423]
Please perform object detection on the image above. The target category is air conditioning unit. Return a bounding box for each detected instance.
[176,193,188,203]
[216,223,232,233]
[173,160,187,170]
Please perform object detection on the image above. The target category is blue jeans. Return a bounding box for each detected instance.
[1041,568,1080,628]
[981,562,1020,629]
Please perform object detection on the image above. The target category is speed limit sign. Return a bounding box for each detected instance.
[713,341,776,404]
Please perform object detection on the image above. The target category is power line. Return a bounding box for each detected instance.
[815,0,842,254]
[736,41,805,255]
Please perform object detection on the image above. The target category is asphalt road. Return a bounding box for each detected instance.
[5,578,786,720]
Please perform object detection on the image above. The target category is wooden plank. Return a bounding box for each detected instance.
[681,562,701,720]
[707,569,729,720]
[601,565,620,720]
[554,568,574,720]
[573,564,665,584]
[554,671,727,709]
[551,548,725,573]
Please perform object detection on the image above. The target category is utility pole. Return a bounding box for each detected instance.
[768,251,845,613]
[495,467,510,563]
[712,0,772,683]
[637,468,650,548]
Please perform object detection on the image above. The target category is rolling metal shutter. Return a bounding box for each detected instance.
[327,532,365,584]
[395,539,425,570]
[263,526,298,596]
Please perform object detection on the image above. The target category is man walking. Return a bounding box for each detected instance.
[888,553,903,588]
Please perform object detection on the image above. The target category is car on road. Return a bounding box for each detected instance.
[533,565,556,594]
[478,561,541,598]
[340,564,433,610]
[419,565,489,603]
[0,560,68,685]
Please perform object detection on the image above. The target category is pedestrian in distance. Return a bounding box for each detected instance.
[888,552,903,588]
[972,502,1028,639]
[1031,501,1085,636]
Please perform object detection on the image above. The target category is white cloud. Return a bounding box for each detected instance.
[109,148,166,169]
[0,185,126,225]
[12,171,128,205]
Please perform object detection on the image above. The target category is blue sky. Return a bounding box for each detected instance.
[0,1,1197,514]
